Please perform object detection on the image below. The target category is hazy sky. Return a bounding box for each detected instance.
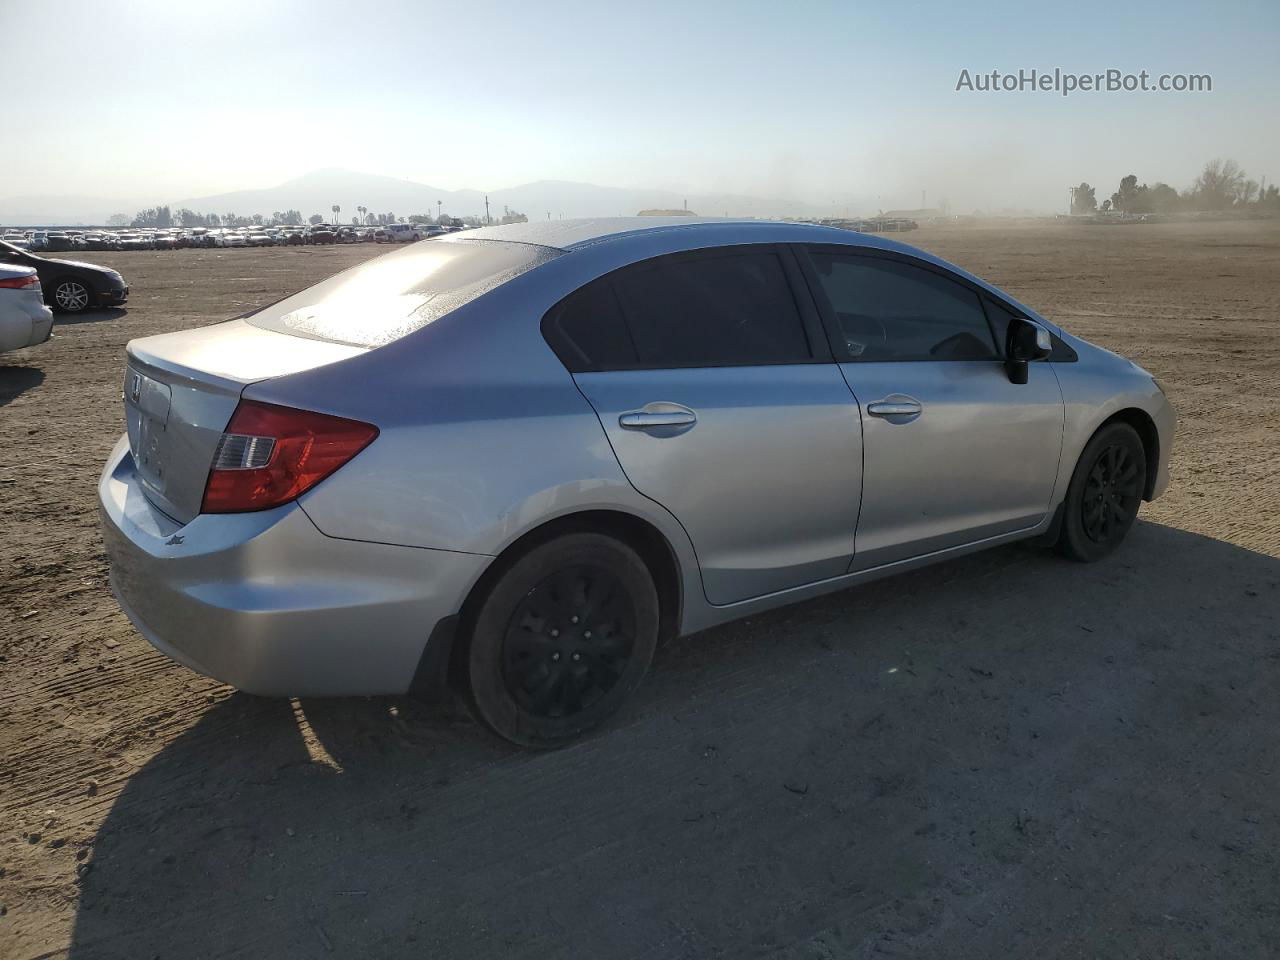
[2,0,1276,213]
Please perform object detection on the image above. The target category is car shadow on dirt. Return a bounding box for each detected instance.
[53,307,127,327]
[0,364,45,406]
[67,522,1280,959]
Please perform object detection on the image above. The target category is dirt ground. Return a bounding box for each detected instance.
[2,222,1279,959]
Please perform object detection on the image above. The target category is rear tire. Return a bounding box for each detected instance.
[465,533,659,748]
[1057,422,1146,562]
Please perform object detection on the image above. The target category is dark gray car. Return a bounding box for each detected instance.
[0,240,129,313]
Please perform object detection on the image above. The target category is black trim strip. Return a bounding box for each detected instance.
[408,614,459,703]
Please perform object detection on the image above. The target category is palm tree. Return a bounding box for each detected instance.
[331,204,340,224]
[357,205,367,225]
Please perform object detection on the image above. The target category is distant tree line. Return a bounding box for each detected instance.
[129,206,305,228]
[1071,159,1279,215]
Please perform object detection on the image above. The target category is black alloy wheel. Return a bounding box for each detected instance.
[1057,422,1147,562]
[465,532,660,747]
[502,565,636,719]
[1080,442,1143,544]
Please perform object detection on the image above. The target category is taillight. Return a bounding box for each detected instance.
[0,273,39,289]
[201,400,378,514]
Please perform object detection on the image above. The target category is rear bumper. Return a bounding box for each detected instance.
[97,435,488,696]
[0,298,54,352]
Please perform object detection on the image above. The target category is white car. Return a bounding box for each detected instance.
[222,233,248,247]
[385,223,424,242]
[0,264,54,353]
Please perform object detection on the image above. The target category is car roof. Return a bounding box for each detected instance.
[452,216,927,255]
[445,217,1049,327]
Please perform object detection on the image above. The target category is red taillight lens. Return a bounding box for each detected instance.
[201,400,378,514]
[0,273,39,289]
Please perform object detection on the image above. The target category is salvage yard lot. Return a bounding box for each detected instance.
[2,222,1279,958]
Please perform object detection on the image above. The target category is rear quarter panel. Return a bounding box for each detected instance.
[243,259,706,622]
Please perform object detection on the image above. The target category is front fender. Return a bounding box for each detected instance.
[1052,345,1175,504]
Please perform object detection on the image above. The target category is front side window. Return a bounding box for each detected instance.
[544,249,812,371]
[808,252,997,361]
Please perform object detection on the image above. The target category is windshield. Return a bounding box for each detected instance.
[0,239,37,261]
[245,238,560,348]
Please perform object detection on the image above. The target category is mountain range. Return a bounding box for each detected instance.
[0,169,823,226]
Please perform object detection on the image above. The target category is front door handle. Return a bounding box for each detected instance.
[619,410,697,429]
[867,398,923,417]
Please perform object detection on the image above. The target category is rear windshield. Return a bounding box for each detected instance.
[246,239,560,347]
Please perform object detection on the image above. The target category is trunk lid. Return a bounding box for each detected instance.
[123,319,365,523]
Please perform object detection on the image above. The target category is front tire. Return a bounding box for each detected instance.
[465,533,660,747]
[1057,422,1146,562]
[52,277,92,313]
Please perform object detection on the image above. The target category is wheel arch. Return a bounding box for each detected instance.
[1097,407,1160,500]
[445,509,685,692]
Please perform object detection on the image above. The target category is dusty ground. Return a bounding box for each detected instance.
[1,222,1278,959]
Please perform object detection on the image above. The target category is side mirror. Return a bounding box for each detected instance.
[1005,317,1052,384]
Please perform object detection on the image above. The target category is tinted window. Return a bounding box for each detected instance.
[982,296,1017,353]
[809,253,997,361]
[547,280,637,370]
[615,251,810,367]
[545,250,812,371]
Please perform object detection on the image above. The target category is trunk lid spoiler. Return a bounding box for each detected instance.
[123,319,365,523]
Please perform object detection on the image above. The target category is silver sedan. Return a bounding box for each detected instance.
[99,219,1174,746]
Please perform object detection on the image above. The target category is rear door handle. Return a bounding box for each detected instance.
[867,398,923,417]
[619,410,697,429]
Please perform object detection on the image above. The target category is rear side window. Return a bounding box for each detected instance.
[808,253,997,361]
[545,249,812,370]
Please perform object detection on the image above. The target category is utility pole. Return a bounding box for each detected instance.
[484,195,490,225]
[1068,185,1075,215]
[437,200,442,222]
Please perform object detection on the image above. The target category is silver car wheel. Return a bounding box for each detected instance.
[55,280,90,312]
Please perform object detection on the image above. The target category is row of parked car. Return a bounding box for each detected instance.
[1,222,468,253]
[0,219,481,351]
[0,220,484,351]
[816,217,920,233]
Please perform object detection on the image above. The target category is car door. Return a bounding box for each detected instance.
[544,246,864,606]
[799,247,1065,570]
